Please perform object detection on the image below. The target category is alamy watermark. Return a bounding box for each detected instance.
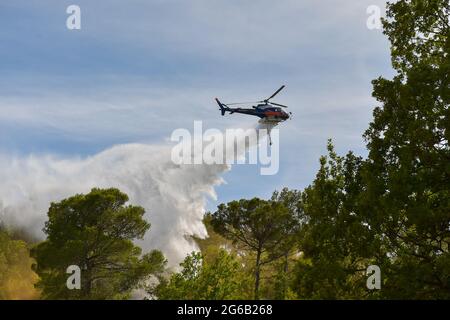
[366,5,382,30]
[170,121,280,175]
[65,5,382,32]
[366,265,381,290]
[66,5,81,30]
[66,265,81,290]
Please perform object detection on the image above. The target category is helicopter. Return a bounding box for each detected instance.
[215,85,291,145]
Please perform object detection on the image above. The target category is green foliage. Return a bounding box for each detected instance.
[31,188,166,300]
[152,250,252,300]
[291,0,449,299]
[362,0,449,298]
[210,197,301,299]
[0,228,39,299]
[382,0,449,74]
[194,214,236,265]
[291,142,376,299]
[3,0,449,301]
[270,188,303,299]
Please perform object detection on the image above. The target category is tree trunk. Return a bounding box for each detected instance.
[254,249,262,300]
[283,252,288,273]
[83,270,92,297]
[282,252,289,298]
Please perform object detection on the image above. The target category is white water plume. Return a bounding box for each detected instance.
[0,123,271,265]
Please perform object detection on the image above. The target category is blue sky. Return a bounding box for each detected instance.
[0,0,395,209]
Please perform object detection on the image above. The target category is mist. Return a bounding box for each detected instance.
[0,124,271,266]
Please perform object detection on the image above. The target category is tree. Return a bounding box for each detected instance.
[31,188,166,300]
[291,142,378,299]
[194,214,236,265]
[270,188,303,299]
[291,0,449,300]
[210,198,300,299]
[0,228,39,299]
[361,0,449,298]
[152,250,251,300]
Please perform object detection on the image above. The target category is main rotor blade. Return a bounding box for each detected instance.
[226,101,260,106]
[266,85,285,101]
[270,102,288,108]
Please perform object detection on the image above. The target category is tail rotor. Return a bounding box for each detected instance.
[215,98,228,116]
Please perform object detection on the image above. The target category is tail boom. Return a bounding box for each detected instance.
[215,98,228,116]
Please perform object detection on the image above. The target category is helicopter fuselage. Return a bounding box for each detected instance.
[231,106,289,120]
[215,85,291,126]
[216,99,290,122]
